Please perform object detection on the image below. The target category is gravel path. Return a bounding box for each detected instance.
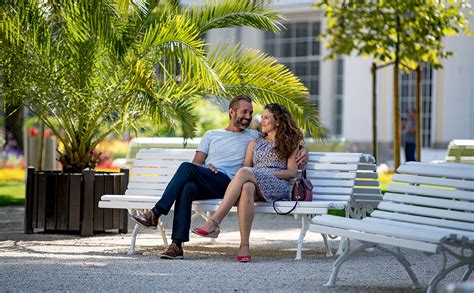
[0,206,470,292]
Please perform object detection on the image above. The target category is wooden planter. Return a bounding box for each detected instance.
[24,167,129,236]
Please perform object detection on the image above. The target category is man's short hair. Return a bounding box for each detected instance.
[228,95,252,111]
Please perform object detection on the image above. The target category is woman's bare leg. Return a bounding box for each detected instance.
[199,167,257,232]
[237,181,258,256]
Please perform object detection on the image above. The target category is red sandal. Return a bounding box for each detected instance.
[192,218,220,238]
[236,244,251,262]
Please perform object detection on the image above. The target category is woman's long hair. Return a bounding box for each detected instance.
[264,103,304,160]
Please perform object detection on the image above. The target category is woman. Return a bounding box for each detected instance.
[192,103,304,262]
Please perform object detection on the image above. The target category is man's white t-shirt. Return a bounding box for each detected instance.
[197,129,260,179]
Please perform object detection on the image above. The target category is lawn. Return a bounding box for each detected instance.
[0,181,25,206]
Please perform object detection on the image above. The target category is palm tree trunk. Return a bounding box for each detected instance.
[393,60,401,169]
[371,62,377,162]
[415,65,421,161]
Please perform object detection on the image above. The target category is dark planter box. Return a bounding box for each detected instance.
[24,167,129,236]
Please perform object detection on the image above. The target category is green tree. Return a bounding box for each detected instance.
[0,0,322,172]
[315,0,472,168]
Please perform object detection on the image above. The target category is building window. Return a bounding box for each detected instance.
[264,21,321,108]
[335,58,344,136]
[399,63,433,147]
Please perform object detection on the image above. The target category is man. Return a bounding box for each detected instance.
[403,109,416,162]
[132,95,308,259]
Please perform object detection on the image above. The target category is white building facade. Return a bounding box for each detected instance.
[206,1,474,158]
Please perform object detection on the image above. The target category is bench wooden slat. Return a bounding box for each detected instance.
[101,195,161,202]
[314,215,449,243]
[357,163,377,171]
[307,171,356,179]
[355,172,378,179]
[355,180,380,187]
[193,204,331,215]
[445,156,474,164]
[314,187,352,195]
[125,190,164,196]
[134,160,185,167]
[352,194,384,201]
[306,163,358,171]
[352,187,381,194]
[308,156,361,163]
[310,223,439,253]
[308,152,362,159]
[391,174,474,190]
[313,195,351,201]
[383,193,474,212]
[363,217,474,238]
[136,152,194,160]
[388,184,473,201]
[397,164,474,180]
[128,183,168,190]
[407,161,474,171]
[370,210,474,232]
[377,202,474,222]
[132,167,179,175]
[310,180,354,187]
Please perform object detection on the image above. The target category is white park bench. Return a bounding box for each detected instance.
[309,161,474,293]
[99,148,381,259]
[444,139,474,164]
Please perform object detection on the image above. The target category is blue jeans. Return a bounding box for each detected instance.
[152,162,231,242]
[405,142,416,162]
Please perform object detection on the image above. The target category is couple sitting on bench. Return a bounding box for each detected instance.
[132,94,308,262]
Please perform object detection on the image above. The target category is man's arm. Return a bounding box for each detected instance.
[192,151,207,165]
[295,146,309,168]
[193,150,219,173]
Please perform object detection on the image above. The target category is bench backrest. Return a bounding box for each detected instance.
[125,149,379,206]
[445,139,474,164]
[370,162,474,236]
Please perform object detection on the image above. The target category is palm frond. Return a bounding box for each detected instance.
[185,0,283,34]
[207,43,325,138]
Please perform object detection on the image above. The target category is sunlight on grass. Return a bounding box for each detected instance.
[0,181,25,206]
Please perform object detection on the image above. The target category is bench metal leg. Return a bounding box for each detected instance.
[128,223,140,255]
[325,243,421,289]
[427,245,473,293]
[158,220,168,247]
[321,234,334,257]
[324,241,372,287]
[295,215,310,260]
[336,237,347,256]
[462,265,473,281]
[427,261,468,293]
[375,246,421,288]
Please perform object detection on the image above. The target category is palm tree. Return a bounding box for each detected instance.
[0,0,321,173]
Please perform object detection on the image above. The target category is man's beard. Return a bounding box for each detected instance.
[233,116,251,130]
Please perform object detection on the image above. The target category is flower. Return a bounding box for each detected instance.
[28,128,38,136]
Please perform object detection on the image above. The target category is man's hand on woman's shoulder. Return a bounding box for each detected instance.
[296,146,309,167]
